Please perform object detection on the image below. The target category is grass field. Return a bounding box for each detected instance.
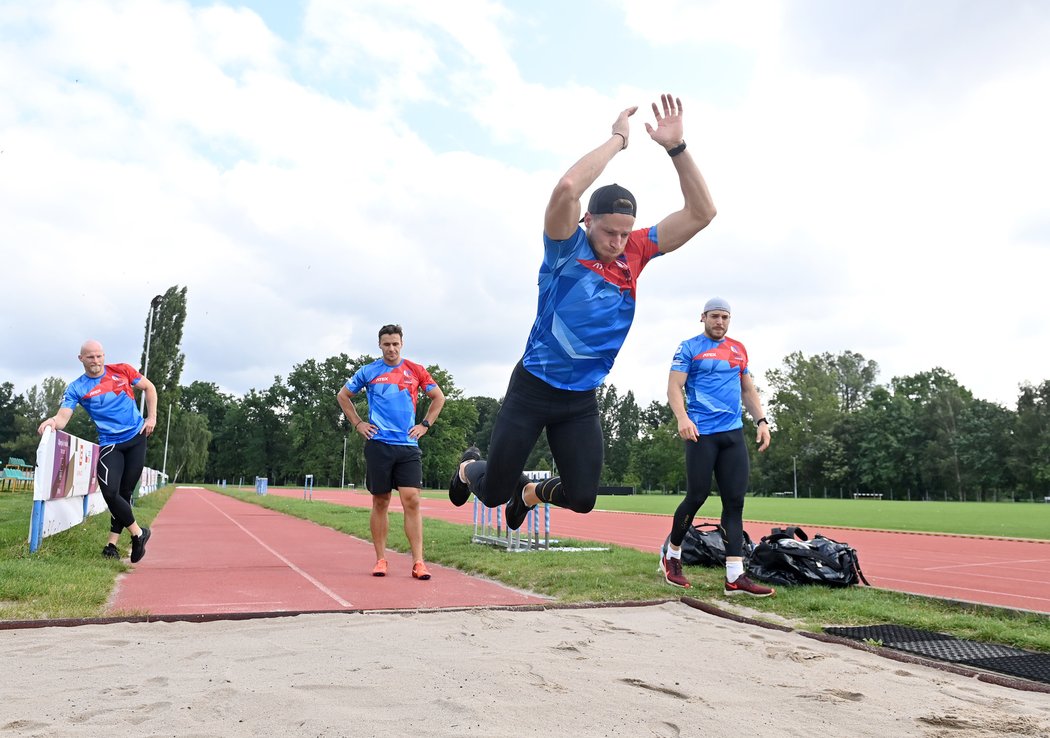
[419,489,1050,540]
[0,487,171,620]
[3,486,1049,656]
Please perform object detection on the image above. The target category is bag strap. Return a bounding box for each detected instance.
[767,526,808,543]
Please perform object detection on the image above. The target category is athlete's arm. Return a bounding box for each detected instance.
[38,407,74,435]
[667,370,699,442]
[544,106,637,240]
[741,373,770,452]
[136,376,158,436]
[647,95,716,254]
[337,386,373,438]
[409,386,445,440]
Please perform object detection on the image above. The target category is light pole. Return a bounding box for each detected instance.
[140,294,163,414]
[162,402,172,478]
[340,435,347,489]
[793,456,798,498]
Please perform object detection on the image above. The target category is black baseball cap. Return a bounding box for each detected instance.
[586,183,637,218]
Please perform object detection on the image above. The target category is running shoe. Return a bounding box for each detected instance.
[448,447,482,506]
[372,559,388,577]
[102,543,120,560]
[723,575,775,598]
[504,489,536,531]
[659,555,691,588]
[412,561,431,580]
[130,527,151,563]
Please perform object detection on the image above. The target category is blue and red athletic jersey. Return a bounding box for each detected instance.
[61,363,145,445]
[345,358,439,446]
[670,334,750,435]
[522,225,662,390]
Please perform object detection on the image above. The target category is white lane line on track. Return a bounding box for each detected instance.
[875,576,1050,605]
[923,558,1050,572]
[194,490,353,608]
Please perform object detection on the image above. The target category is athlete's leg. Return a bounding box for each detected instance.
[370,493,391,561]
[535,401,603,513]
[397,487,424,563]
[97,443,135,531]
[668,435,718,547]
[364,441,396,563]
[712,429,750,557]
[464,366,547,507]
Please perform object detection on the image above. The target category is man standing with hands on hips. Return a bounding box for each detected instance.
[38,340,157,563]
[338,324,445,580]
[660,298,774,597]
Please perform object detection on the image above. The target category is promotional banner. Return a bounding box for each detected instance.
[30,427,166,552]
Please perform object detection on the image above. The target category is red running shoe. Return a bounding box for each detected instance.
[659,555,691,588]
[412,561,431,580]
[724,575,775,598]
[372,559,388,577]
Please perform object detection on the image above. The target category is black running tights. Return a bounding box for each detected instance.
[669,428,749,556]
[465,362,603,514]
[97,433,147,533]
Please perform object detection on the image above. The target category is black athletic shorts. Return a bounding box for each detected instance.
[364,440,423,494]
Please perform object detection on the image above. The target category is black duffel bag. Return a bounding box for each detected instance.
[747,526,870,587]
[662,522,754,568]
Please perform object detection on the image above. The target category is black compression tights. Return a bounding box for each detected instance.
[97,433,147,533]
[669,428,750,556]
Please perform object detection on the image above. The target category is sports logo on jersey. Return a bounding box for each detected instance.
[578,258,635,297]
[82,373,133,401]
[371,368,418,393]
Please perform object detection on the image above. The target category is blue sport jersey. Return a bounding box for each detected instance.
[670,334,751,435]
[345,358,439,446]
[522,225,661,390]
[61,363,145,445]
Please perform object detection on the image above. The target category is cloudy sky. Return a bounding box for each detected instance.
[3,0,1049,413]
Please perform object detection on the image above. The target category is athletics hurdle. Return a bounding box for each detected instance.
[303,474,314,501]
[255,477,268,496]
[471,496,551,551]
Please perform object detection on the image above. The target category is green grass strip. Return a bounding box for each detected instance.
[219,487,1050,653]
[0,488,172,620]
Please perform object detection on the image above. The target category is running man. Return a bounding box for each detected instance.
[38,340,157,562]
[659,298,774,597]
[449,93,717,530]
[337,324,445,580]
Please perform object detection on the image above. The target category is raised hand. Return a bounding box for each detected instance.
[612,106,638,148]
[644,93,685,149]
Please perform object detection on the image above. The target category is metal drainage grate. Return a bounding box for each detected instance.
[824,624,1050,686]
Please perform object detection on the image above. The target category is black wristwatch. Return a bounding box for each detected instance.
[420,420,431,428]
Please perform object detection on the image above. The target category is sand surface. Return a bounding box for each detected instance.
[2,602,1048,737]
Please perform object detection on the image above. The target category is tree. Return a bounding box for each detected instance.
[139,285,188,469]
[892,368,972,499]
[164,410,212,483]
[1011,381,1050,499]
[180,381,235,481]
[0,382,27,458]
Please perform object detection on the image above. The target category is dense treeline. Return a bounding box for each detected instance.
[3,349,1049,500]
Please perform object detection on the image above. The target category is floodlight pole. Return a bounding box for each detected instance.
[162,403,172,477]
[340,435,347,489]
[140,294,164,414]
[793,456,798,499]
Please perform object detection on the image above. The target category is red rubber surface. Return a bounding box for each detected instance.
[107,487,548,616]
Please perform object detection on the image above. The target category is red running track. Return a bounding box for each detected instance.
[269,487,1050,615]
[108,487,548,616]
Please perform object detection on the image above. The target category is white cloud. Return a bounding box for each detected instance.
[3,0,1049,418]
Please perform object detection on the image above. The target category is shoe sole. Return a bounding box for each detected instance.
[372,571,386,577]
[412,571,431,580]
[723,588,775,598]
